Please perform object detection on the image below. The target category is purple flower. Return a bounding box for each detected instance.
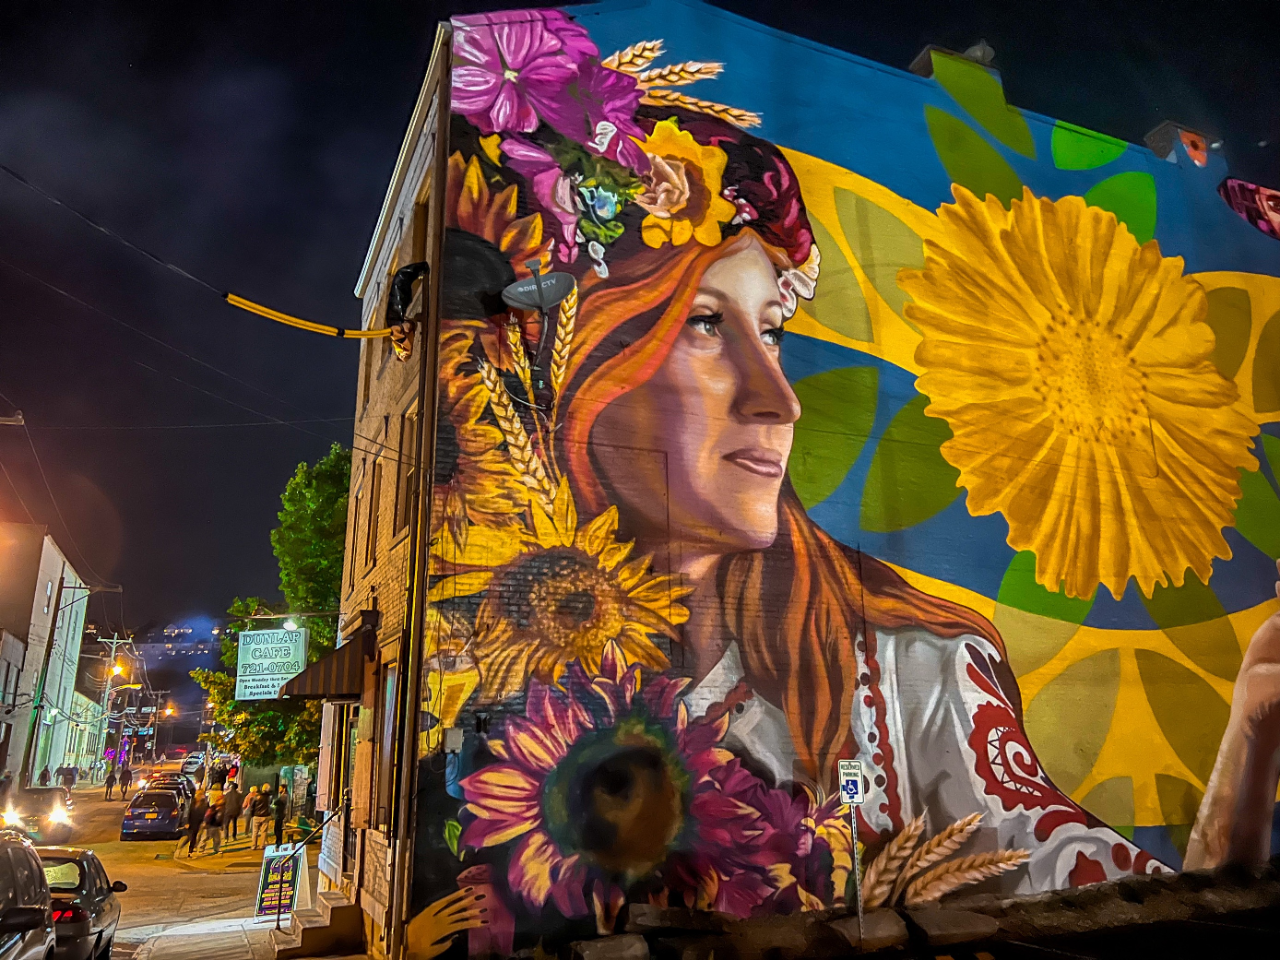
[451,10,597,135]
[502,137,580,263]
[542,62,649,172]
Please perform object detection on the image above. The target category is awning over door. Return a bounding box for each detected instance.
[278,637,367,700]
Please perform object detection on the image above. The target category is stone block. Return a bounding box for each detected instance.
[624,904,730,934]
[826,910,908,952]
[904,907,999,946]
[571,934,650,960]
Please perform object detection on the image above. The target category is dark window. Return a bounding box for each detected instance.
[129,792,177,809]
[348,490,362,591]
[0,847,17,910]
[9,848,46,906]
[375,663,398,829]
[394,413,417,533]
[364,462,383,567]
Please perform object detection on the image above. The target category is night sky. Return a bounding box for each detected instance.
[1,0,1276,632]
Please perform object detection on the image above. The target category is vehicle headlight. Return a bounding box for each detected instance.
[2,808,21,827]
[47,806,71,826]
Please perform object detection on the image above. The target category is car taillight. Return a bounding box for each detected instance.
[52,901,87,924]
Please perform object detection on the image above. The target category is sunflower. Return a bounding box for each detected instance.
[430,321,529,551]
[460,645,790,922]
[429,481,691,701]
[899,187,1259,599]
[446,151,552,273]
[634,118,736,249]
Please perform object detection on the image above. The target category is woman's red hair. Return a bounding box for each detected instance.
[557,233,1011,790]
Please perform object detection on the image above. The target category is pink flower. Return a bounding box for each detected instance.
[501,137,581,263]
[451,10,597,135]
[541,62,649,172]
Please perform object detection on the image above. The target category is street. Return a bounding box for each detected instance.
[61,782,318,960]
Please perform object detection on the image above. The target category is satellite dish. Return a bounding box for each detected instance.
[501,266,575,314]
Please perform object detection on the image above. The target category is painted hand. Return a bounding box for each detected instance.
[405,887,488,960]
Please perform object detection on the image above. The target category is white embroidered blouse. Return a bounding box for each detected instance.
[682,627,1169,895]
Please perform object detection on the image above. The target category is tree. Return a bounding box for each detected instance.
[193,443,351,766]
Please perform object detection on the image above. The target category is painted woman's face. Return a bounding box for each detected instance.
[1260,187,1280,234]
[591,237,802,556]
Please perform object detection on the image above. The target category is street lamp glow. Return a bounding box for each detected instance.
[112,662,124,675]
[283,619,298,631]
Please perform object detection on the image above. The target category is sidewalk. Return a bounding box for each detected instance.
[132,916,277,960]
[130,915,368,960]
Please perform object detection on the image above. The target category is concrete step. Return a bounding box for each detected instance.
[271,893,364,960]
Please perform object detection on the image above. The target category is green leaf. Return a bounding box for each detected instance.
[444,819,462,857]
[931,51,1036,159]
[998,550,1096,622]
[860,394,961,532]
[1135,650,1230,783]
[1203,287,1252,380]
[1081,777,1134,832]
[832,187,925,326]
[1235,437,1280,558]
[1253,308,1280,413]
[803,213,873,341]
[1142,574,1241,682]
[1083,171,1158,244]
[1050,120,1127,170]
[789,367,879,509]
[1024,649,1120,795]
[925,105,1024,208]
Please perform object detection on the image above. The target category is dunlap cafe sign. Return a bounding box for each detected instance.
[235,628,308,701]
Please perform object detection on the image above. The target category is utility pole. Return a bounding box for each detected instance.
[96,635,133,779]
[147,689,169,764]
[0,409,23,426]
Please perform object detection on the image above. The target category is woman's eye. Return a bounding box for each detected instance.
[687,313,722,336]
[761,326,785,347]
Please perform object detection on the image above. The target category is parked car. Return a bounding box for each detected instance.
[179,756,203,776]
[0,829,56,960]
[144,776,194,803]
[120,791,184,840]
[3,789,74,845]
[36,848,125,960]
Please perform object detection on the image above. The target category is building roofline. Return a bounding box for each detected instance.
[354,22,452,300]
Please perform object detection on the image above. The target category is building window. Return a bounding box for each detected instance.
[394,412,417,533]
[349,490,362,592]
[364,461,383,567]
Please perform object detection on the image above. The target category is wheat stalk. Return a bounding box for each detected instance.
[903,849,1030,906]
[636,61,723,88]
[889,813,983,905]
[477,359,555,509]
[860,815,924,909]
[639,88,761,128]
[602,40,664,74]
[550,284,577,396]
[505,320,533,398]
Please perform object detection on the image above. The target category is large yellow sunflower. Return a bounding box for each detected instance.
[429,481,691,701]
[899,186,1258,600]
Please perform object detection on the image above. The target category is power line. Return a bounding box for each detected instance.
[31,417,355,431]
[0,161,222,297]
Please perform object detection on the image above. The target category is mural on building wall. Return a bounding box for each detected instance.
[406,3,1280,954]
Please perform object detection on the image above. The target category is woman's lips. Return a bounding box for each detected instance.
[723,448,785,478]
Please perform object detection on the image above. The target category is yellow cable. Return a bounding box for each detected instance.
[224,293,391,339]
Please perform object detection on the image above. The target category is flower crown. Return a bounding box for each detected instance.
[450,10,820,313]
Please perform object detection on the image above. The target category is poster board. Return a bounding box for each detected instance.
[253,844,312,922]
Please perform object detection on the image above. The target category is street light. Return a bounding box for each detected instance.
[283,619,298,631]
[112,662,124,676]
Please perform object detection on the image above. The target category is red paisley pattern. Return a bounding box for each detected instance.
[966,698,1059,812]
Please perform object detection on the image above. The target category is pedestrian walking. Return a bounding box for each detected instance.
[243,785,258,841]
[273,784,289,849]
[224,782,243,841]
[204,789,225,854]
[252,786,272,849]
[38,767,50,786]
[59,766,75,790]
[178,789,207,857]
[118,766,133,801]
[103,769,117,800]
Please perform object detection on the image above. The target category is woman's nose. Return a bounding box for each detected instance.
[731,333,801,424]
